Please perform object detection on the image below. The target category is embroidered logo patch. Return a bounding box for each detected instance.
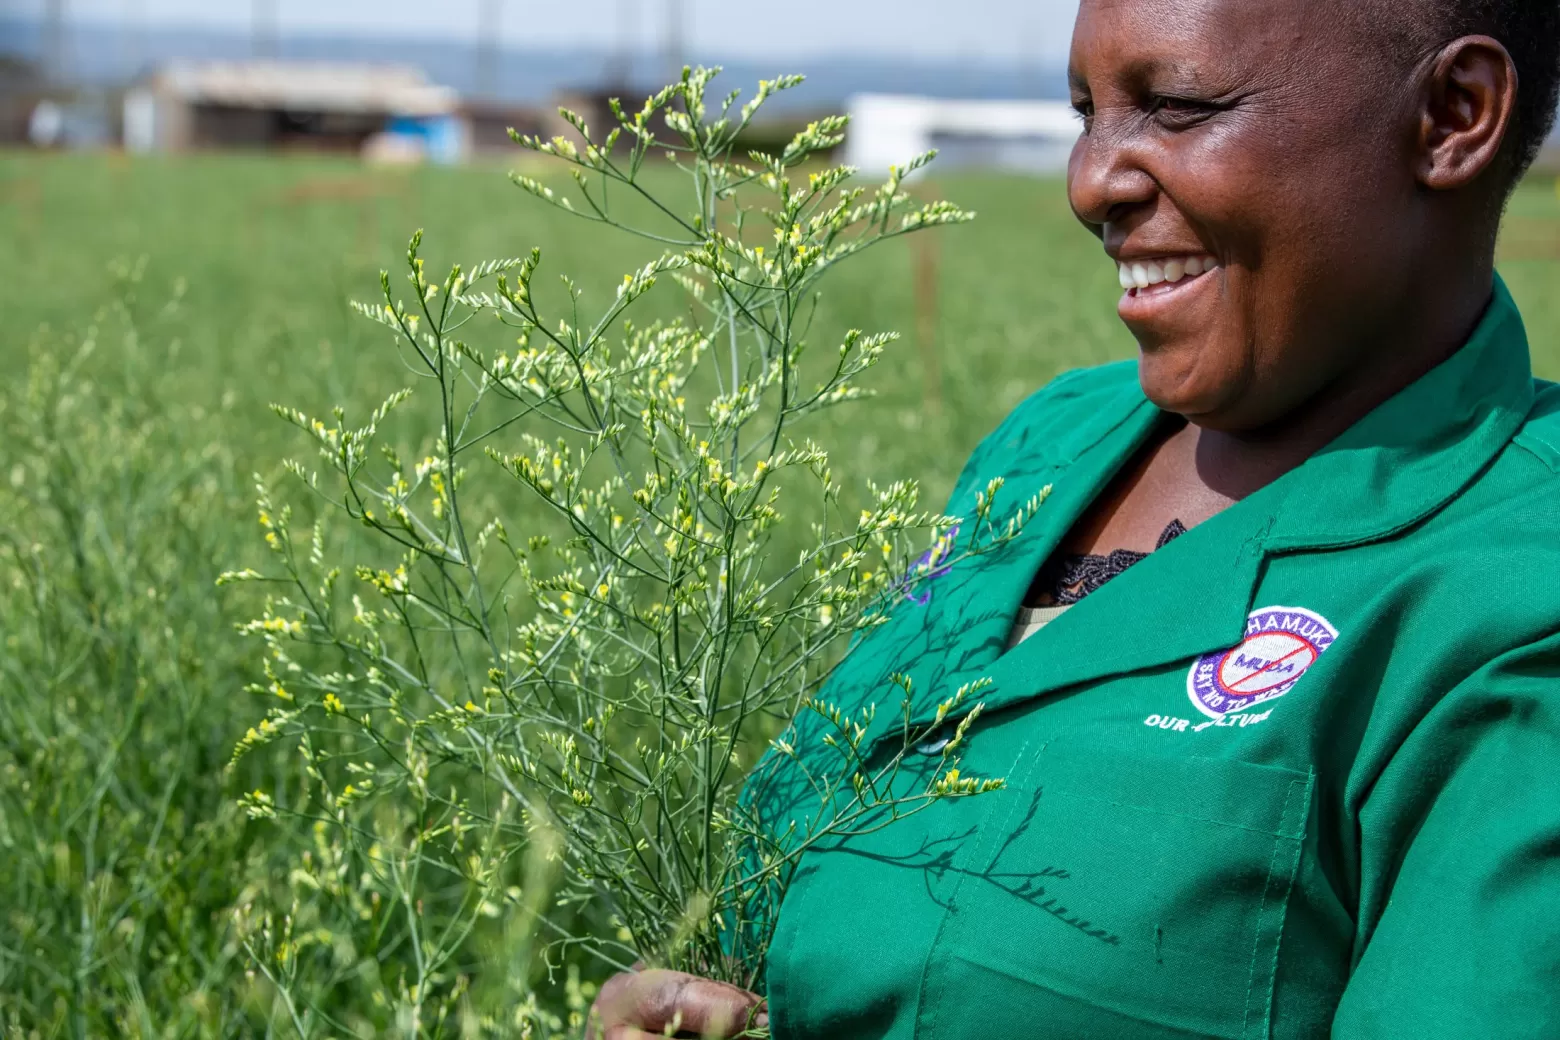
[1187,606,1337,720]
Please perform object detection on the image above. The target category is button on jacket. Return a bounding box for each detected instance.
[754,280,1560,1040]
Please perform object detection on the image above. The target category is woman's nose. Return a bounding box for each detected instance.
[1067,120,1158,230]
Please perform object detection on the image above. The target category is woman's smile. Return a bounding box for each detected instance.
[1114,254,1221,322]
[1116,255,1218,292]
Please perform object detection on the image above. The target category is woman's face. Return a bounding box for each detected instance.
[1067,0,1425,432]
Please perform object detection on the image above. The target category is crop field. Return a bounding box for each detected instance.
[0,148,1557,1034]
[7,154,1560,494]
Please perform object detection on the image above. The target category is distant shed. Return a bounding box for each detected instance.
[0,55,46,145]
[462,99,550,157]
[845,95,1081,177]
[123,60,461,155]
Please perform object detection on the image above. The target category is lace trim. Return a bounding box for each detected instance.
[1028,519,1187,607]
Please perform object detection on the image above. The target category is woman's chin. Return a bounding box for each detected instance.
[1137,354,1246,425]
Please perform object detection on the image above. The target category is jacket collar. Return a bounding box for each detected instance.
[1265,277,1533,552]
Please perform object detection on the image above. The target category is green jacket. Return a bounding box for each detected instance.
[759,279,1560,1040]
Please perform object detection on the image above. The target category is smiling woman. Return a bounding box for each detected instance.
[591,0,1560,1038]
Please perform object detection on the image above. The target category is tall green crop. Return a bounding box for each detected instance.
[0,263,288,1035]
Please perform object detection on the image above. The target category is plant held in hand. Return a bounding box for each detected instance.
[229,68,1040,1022]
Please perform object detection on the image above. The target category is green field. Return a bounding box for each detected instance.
[1,150,1557,1034]
[7,153,1560,488]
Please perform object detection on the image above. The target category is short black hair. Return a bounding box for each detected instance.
[1389,1,1560,182]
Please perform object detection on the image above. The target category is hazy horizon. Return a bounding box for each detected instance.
[8,0,1084,64]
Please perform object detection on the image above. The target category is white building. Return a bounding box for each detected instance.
[845,94,1082,177]
[123,60,464,161]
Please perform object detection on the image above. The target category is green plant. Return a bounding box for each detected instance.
[229,68,1041,1029]
[0,264,273,1035]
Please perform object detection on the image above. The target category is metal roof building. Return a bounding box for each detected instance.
[123,60,460,154]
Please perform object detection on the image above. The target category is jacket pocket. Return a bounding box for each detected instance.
[923,745,1312,1040]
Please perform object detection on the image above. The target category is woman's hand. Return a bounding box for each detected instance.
[589,968,767,1039]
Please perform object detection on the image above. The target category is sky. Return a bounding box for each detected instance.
[11,0,1084,63]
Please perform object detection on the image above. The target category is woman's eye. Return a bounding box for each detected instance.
[1150,96,1215,128]
[1071,100,1096,132]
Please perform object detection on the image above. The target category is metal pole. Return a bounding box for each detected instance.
[663,0,684,79]
[44,0,67,85]
[610,0,637,88]
[251,0,277,59]
[121,0,144,80]
[1018,16,1042,98]
[477,0,504,99]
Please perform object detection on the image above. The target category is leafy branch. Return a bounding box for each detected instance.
[228,67,1038,1030]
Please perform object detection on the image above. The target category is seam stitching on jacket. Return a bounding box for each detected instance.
[1260,773,1313,1038]
[918,735,1045,1040]
[1241,802,1289,1038]
[766,842,811,1040]
[1058,791,1296,839]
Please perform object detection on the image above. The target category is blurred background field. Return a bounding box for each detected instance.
[5,152,1560,481]
[1,147,1559,1033]
[0,151,1140,484]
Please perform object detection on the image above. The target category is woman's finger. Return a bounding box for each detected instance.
[595,969,764,1038]
[639,970,764,1036]
[601,1021,767,1040]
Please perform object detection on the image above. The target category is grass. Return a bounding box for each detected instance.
[0,149,1555,1034]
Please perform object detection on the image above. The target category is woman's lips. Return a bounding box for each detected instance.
[1116,254,1219,292]
[1114,254,1220,323]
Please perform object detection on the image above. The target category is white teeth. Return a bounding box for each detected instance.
[1116,255,1217,292]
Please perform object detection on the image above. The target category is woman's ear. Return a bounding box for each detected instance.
[1414,35,1519,191]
